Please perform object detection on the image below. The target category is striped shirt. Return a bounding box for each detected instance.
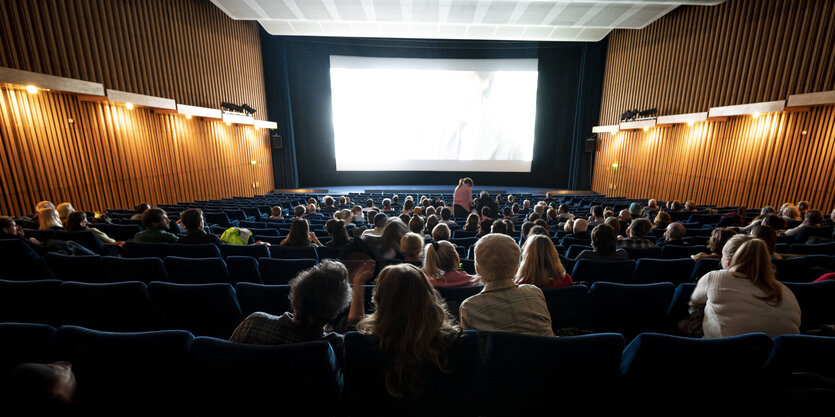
[459,280,554,337]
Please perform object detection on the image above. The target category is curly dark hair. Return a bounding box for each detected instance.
[289,260,352,327]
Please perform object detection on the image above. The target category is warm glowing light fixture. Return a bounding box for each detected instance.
[185,114,192,120]
[612,162,618,168]
[126,102,134,110]
[643,126,649,132]
[225,121,231,126]
[251,160,257,166]
[26,85,38,94]
[752,112,760,119]
[687,120,695,127]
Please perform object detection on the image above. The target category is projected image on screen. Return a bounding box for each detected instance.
[330,56,538,172]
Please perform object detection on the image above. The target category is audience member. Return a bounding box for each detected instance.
[438,207,458,230]
[520,200,531,215]
[683,201,697,212]
[39,208,64,231]
[325,219,351,249]
[654,211,671,229]
[431,223,450,242]
[1,361,76,416]
[293,205,306,219]
[425,214,439,235]
[575,224,629,261]
[280,219,322,247]
[268,206,284,220]
[491,219,508,236]
[422,241,479,287]
[66,211,116,244]
[618,218,654,248]
[762,214,787,234]
[690,238,801,338]
[628,203,643,219]
[459,234,554,336]
[452,178,474,218]
[56,203,75,223]
[351,205,365,224]
[515,235,572,289]
[782,205,802,221]
[303,204,323,219]
[175,208,221,245]
[692,227,736,261]
[361,213,388,238]
[408,216,428,238]
[134,208,178,243]
[400,232,424,262]
[588,205,604,227]
[130,203,150,221]
[656,222,689,246]
[604,216,621,237]
[320,196,338,213]
[796,201,810,219]
[741,206,774,232]
[502,219,515,234]
[751,225,781,259]
[475,191,499,222]
[478,218,493,237]
[784,210,823,236]
[571,218,590,239]
[375,219,408,259]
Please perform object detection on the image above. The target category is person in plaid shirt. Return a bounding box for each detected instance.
[618,218,655,248]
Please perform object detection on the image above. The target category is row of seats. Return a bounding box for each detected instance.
[2,279,833,341]
[2,322,833,415]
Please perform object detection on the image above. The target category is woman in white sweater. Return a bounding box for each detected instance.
[690,235,801,339]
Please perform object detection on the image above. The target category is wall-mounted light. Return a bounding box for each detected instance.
[643,126,650,132]
[225,121,231,126]
[126,102,134,110]
[185,114,192,120]
[26,85,38,94]
[687,120,695,127]
[751,112,760,119]
[612,162,618,169]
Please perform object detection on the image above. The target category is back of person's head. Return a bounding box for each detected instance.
[403,199,414,211]
[563,219,574,233]
[666,222,686,240]
[654,211,671,229]
[491,219,508,235]
[797,200,810,211]
[283,219,311,246]
[464,213,479,231]
[382,198,391,208]
[440,207,452,220]
[684,201,696,211]
[432,223,450,242]
[2,361,76,415]
[518,234,565,287]
[591,205,603,218]
[373,213,388,229]
[381,219,408,252]
[627,218,652,239]
[721,234,754,268]
[707,227,737,255]
[478,219,493,236]
[65,212,88,232]
[326,219,350,244]
[35,201,55,212]
[56,203,75,222]
[351,205,363,214]
[270,206,283,217]
[475,233,520,282]
[425,214,439,231]
[423,240,458,278]
[459,177,473,186]
[480,206,491,218]
[339,196,347,206]
[425,206,436,217]
[179,208,204,232]
[0,216,15,233]
[618,209,631,221]
[321,196,333,207]
[335,209,352,222]
[502,207,511,218]
[729,239,782,304]
[306,204,317,214]
[357,263,457,398]
[648,199,657,208]
[546,208,557,221]
[573,218,588,234]
[289,260,351,327]
[751,225,777,255]
[479,190,490,200]
[762,214,787,230]
[603,217,620,236]
[760,206,775,216]
[805,210,823,225]
[591,224,617,256]
[520,221,534,237]
[400,232,424,260]
[366,198,374,208]
[408,215,425,234]
[293,205,305,217]
[134,203,150,214]
[512,203,520,214]
[398,212,411,224]
[533,205,545,216]
[628,203,643,217]
[533,219,548,230]
[528,225,548,237]
[503,219,515,233]
[528,213,541,222]
[392,195,399,203]
[671,201,682,211]
[782,205,801,220]
[39,208,63,230]
[141,208,168,230]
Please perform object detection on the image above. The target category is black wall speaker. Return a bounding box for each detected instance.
[584,137,597,152]
[270,130,282,150]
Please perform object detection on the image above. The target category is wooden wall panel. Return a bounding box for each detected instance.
[0,0,275,216]
[0,87,274,216]
[593,0,835,210]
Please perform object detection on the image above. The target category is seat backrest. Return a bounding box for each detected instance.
[0,238,54,280]
[571,259,636,284]
[664,283,697,334]
[583,282,675,341]
[781,281,835,330]
[124,241,172,258]
[565,244,593,259]
[0,279,64,326]
[102,256,168,283]
[773,257,810,282]
[225,256,262,284]
[633,258,696,285]
[54,325,194,414]
[481,332,624,416]
[54,230,105,253]
[434,286,483,322]
[315,245,341,261]
[219,243,270,259]
[163,257,230,284]
[343,331,478,416]
[765,334,835,378]
[660,244,707,259]
[169,243,221,258]
[94,223,143,241]
[622,246,662,259]
[234,283,291,316]
[188,337,341,415]
[61,281,157,331]
[270,245,319,261]
[46,253,107,283]
[204,212,233,227]
[148,282,242,338]
[0,323,57,373]
[258,258,318,285]
[690,257,721,281]
[620,332,773,411]
[542,285,588,331]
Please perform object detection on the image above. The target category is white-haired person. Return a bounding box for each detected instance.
[690,235,800,338]
[459,234,554,336]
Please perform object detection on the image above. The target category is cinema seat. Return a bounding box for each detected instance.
[169,243,222,258]
[270,246,319,261]
[54,230,105,254]
[571,259,636,284]
[0,323,56,373]
[664,283,697,334]
[435,286,483,322]
[189,337,341,415]
[101,256,168,283]
[633,258,695,285]
[690,258,721,281]
[61,281,157,332]
[148,282,242,339]
[46,253,107,283]
[765,334,835,378]
[344,331,478,416]
[542,284,588,331]
[225,256,262,283]
[219,243,271,259]
[660,244,707,259]
[124,241,171,258]
[235,283,291,316]
[583,282,675,341]
[259,258,317,285]
[0,239,54,280]
[781,281,835,331]
[163,257,231,284]
[53,325,194,415]
[0,279,63,326]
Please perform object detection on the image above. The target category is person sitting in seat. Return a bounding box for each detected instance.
[784,210,823,236]
[656,222,689,246]
[320,196,338,213]
[362,198,378,213]
[38,209,64,231]
[762,214,787,235]
[130,203,150,221]
[575,224,629,261]
[65,212,116,244]
[375,219,408,259]
[381,198,395,213]
[361,213,388,238]
[351,205,365,224]
[178,208,222,245]
[618,218,654,248]
[431,223,450,242]
[751,225,782,260]
[1,361,77,416]
[463,213,479,232]
[569,218,590,240]
[654,211,672,230]
[281,219,322,247]
[230,259,375,357]
[293,205,306,220]
[56,203,75,224]
[796,201,810,219]
[515,234,572,289]
[303,204,323,220]
[587,205,604,228]
[478,218,493,238]
[325,219,351,249]
[133,208,179,243]
[438,207,458,230]
[399,232,424,263]
[409,216,430,239]
[268,206,284,220]
[692,227,736,261]
[459,234,554,337]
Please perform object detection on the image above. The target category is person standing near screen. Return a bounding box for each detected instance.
[453,178,474,219]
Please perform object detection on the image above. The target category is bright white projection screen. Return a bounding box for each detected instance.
[330,56,538,172]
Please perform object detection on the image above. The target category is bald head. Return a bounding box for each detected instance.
[573,218,588,234]
[665,222,686,241]
[474,234,521,282]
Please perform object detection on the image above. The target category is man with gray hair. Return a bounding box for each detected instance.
[459,234,554,336]
[656,222,689,246]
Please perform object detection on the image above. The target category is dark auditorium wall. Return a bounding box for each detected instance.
[592,0,835,209]
[0,0,274,216]
[261,35,607,189]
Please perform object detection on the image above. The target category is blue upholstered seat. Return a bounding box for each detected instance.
[0,322,56,373]
[234,283,291,316]
[60,281,157,332]
[46,253,107,283]
[163,256,230,284]
[0,279,63,326]
[258,257,317,285]
[101,256,168,283]
[633,257,695,285]
[583,282,675,341]
[571,259,636,284]
[225,256,262,283]
[148,282,242,338]
[219,243,271,258]
[542,284,588,331]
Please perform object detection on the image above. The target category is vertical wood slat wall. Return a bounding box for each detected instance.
[593,0,835,210]
[0,0,273,216]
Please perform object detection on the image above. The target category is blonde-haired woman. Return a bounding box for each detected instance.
[690,238,800,338]
[38,208,64,230]
[422,241,479,287]
[56,202,75,223]
[353,264,460,399]
[515,234,573,289]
